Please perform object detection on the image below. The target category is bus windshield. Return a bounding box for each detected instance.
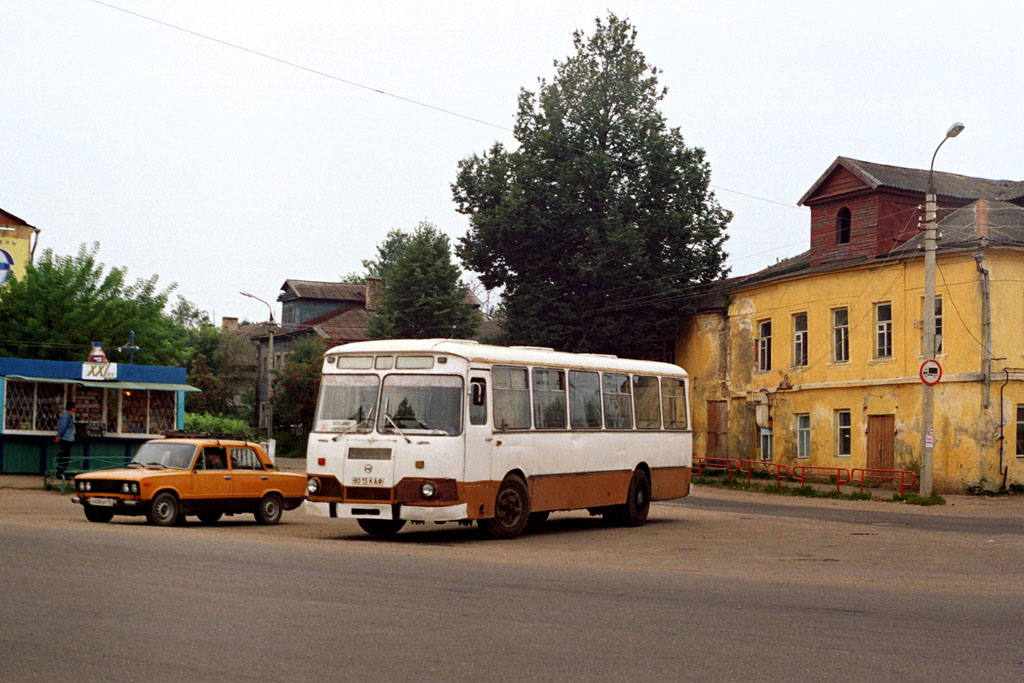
[378,375,463,436]
[314,375,380,433]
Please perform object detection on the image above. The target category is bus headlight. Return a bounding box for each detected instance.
[307,477,320,495]
[421,482,437,499]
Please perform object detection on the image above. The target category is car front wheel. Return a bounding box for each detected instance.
[255,494,282,525]
[147,492,179,527]
[84,505,114,523]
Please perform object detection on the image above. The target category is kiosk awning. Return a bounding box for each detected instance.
[7,375,200,393]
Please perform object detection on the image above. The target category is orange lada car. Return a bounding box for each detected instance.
[71,435,306,526]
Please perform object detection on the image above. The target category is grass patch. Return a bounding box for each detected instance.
[891,492,946,506]
[694,473,872,502]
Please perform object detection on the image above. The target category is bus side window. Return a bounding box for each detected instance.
[470,379,487,425]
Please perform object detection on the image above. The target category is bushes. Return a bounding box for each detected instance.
[183,412,255,439]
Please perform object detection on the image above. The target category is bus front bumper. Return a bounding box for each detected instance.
[304,501,468,522]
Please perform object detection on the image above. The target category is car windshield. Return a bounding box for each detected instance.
[314,374,380,433]
[130,442,196,469]
[378,375,463,436]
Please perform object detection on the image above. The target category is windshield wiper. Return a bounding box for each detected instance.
[382,411,409,444]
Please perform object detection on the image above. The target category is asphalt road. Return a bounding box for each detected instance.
[1,483,1022,681]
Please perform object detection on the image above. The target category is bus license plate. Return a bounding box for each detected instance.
[88,497,116,507]
[351,477,385,486]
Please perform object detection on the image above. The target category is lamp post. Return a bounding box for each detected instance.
[920,122,964,497]
[241,291,275,442]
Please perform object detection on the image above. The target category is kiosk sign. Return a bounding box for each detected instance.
[83,362,117,380]
[919,359,942,386]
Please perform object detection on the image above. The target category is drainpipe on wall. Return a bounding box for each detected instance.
[974,253,992,409]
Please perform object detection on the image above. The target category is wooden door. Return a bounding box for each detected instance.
[706,401,728,459]
[867,415,895,470]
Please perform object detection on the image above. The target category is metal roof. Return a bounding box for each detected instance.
[799,157,1024,205]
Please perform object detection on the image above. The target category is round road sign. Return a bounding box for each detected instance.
[920,359,942,386]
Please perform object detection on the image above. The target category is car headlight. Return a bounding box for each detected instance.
[131,482,139,494]
[85,482,92,492]
[421,482,437,499]
[306,477,320,494]
[122,482,130,493]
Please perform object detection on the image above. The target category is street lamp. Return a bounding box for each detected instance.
[920,122,964,497]
[241,291,275,442]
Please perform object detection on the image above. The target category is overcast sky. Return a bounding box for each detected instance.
[3,0,1021,327]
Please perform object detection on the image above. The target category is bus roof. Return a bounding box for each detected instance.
[325,339,688,377]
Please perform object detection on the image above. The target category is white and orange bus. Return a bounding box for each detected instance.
[304,339,692,538]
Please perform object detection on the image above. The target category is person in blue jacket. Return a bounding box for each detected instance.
[54,401,76,475]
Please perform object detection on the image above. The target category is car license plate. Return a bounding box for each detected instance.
[88,497,116,507]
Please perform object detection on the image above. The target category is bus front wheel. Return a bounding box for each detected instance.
[480,475,530,539]
[606,469,651,527]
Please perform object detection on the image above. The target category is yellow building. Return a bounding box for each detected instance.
[677,158,1024,492]
[0,208,39,287]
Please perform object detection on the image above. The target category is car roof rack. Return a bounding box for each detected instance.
[162,430,252,441]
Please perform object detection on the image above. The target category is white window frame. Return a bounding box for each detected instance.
[835,410,852,457]
[793,313,808,367]
[920,296,943,356]
[759,428,773,462]
[832,307,849,363]
[796,414,810,459]
[875,303,892,359]
[757,319,772,372]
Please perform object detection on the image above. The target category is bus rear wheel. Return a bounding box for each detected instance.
[357,519,406,536]
[481,475,530,539]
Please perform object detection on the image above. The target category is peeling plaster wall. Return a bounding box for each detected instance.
[677,251,1024,492]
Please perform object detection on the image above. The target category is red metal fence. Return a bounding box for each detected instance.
[692,456,916,495]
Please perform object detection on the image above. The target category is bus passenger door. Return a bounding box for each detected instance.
[464,371,495,515]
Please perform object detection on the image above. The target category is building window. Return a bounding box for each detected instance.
[832,308,849,362]
[836,207,852,244]
[793,313,808,366]
[797,414,810,459]
[757,319,772,372]
[920,297,943,356]
[1017,405,1024,457]
[836,410,852,456]
[759,428,773,462]
[875,303,893,358]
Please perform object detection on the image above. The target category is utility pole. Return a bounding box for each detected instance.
[241,291,276,442]
[920,122,964,497]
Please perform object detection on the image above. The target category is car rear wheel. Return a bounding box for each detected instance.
[147,492,180,527]
[357,519,407,536]
[255,494,283,525]
[83,505,114,523]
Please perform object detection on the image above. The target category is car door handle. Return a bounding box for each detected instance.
[223,475,232,480]
[260,475,269,480]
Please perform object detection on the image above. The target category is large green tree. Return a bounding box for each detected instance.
[452,14,730,357]
[0,243,191,365]
[366,222,481,339]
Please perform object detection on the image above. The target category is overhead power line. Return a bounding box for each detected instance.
[86,0,804,214]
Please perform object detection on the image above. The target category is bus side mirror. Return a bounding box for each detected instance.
[471,383,485,406]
